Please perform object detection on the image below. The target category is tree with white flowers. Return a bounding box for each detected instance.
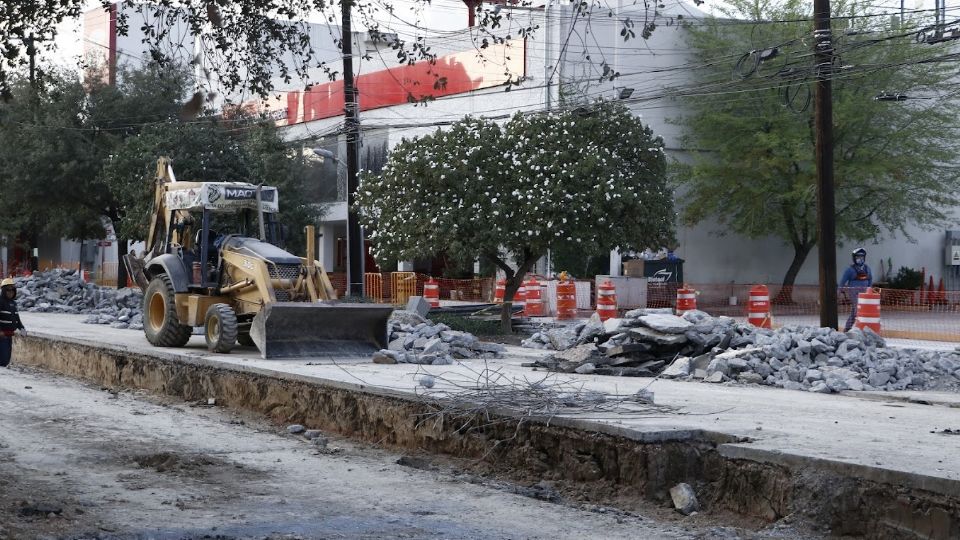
[357,100,675,331]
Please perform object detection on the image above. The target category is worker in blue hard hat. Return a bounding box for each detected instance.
[838,248,873,332]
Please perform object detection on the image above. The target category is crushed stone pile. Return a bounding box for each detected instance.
[13,269,144,330]
[372,310,505,366]
[522,308,960,393]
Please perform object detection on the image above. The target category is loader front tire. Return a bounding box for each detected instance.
[205,303,238,353]
[144,274,192,347]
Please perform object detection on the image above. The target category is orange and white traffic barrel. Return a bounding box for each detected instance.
[676,286,697,316]
[494,279,506,303]
[556,278,576,320]
[854,288,881,334]
[747,284,772,328]
[596,280,618,321]
[524,278,543,316]
[424,278,440,308]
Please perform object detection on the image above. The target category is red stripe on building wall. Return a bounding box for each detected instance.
[284,39,525,125]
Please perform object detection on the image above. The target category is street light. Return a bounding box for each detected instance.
[874,92,909,102]
[311,147,338,162]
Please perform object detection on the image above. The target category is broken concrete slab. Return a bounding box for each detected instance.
[405,296,431,318]
[604,343,653,358]
[628,327,688,346]
[554,344,599,364]
[638,314,693,334]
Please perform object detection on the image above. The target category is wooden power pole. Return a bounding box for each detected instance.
[813,0,838,328]
[341,0,365,297]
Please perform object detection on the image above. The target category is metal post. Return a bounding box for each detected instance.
[200,208,210,288]
[342,0,364,297]
[814,0,838,328]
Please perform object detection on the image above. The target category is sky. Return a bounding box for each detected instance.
[50,0,470,69]
[49,0,937,71]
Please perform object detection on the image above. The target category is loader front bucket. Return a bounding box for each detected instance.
[249,302,394,359]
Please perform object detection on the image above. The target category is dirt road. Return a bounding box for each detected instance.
[0,365,786,540]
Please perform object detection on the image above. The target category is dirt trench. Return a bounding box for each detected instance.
[14,335,960,539]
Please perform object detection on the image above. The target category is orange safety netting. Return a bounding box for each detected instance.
[327,272,495,304]
[652,283,960,343]
[326,274,960,343]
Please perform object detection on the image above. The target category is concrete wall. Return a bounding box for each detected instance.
[677,217,960,287]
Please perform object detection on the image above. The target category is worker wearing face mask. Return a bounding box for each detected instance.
[838,248,873,332]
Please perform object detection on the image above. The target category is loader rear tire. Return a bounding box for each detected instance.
[205,303,238,353]
[144,274,192,347]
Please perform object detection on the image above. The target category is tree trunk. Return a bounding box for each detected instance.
[500,275,524,334]
[492,249,541,334]
[774,242,815,304]
[116,238,129,289]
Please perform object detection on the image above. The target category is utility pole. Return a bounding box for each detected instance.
[341,0,364,297]
[813,0,837,328]
[27,33,38,122]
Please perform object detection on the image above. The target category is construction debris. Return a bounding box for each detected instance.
[13,269,144,330]
[373,310,505,365]
[412,364,677,427]
[523,309,960,393]
[669,483,700,515]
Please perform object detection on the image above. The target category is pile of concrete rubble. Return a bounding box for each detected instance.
[13,270,144,330]
[372,309,505,366]
[522,308,960,393]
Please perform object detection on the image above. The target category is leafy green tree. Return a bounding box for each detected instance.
[0,64,189,239]
[357,101,675,331]
[100,119,320,255]
[0,63,317,285]
[675,0,960,297]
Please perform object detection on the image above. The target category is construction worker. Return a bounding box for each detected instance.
[0,277,25,367]
[839,247,873,332]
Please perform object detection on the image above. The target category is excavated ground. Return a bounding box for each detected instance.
[10,331,960,539]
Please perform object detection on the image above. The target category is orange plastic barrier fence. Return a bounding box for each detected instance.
[648,283,960,343]
[364,273,383,303]
[391,272,417,306]
[95,262,118,287]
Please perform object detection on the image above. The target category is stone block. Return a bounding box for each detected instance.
[704,372,725,383]
[669,483,700,515]
[661,357,692,379]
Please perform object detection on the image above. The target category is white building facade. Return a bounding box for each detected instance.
[65,1,959,288]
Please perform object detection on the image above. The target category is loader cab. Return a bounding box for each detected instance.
[153,182,282,290]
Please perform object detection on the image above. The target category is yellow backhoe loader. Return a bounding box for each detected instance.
[124,157,393,358]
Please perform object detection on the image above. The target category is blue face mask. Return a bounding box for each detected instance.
[854,257,865,266]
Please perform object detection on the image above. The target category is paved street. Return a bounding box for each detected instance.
[0,364,798,540]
